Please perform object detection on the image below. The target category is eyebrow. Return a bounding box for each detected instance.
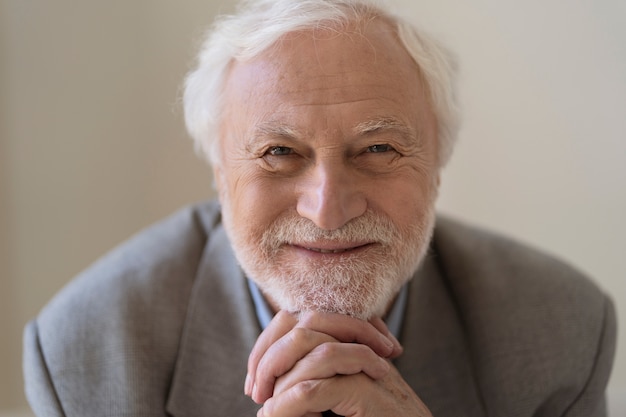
[253,123,302,141]
[245,122,303,153]
[248,116,417,147]
[353,117,417,140]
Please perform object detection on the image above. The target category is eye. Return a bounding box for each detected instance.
[266,146,294,156]
[366,144,394,153]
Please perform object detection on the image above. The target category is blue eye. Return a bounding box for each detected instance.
[367,144,393,153]
[267,146,293,156]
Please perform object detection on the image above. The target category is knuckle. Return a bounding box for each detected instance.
[355,342,376,358]
[261,398,277,415]
[288,327,314,346]
[292,379,322,402]
[255,361,275,385]
[313,341,340,359]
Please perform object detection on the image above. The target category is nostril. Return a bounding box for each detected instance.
[296,192,366,231]
[295,162,367,230]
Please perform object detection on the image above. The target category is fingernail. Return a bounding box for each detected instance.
[244,374,252,396]
[392,333,402,350]
[386,329,401,348]
[379,332,394,351]
[391,334,404,352]
[252,382,258,400]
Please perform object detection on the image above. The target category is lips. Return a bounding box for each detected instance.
[294,242,373,254]
[304,247,352,254]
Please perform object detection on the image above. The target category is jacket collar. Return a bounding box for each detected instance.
[166,222,261,416]
[396,250,486,416]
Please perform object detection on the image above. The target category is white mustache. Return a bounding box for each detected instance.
[261,210,399,250]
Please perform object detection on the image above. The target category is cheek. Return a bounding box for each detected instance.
[368,172,438,227]
[224,168,295,233]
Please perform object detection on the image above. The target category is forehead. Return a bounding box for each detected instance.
[221,18,434,137]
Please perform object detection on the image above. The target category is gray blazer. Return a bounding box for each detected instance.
[23,200,616,416]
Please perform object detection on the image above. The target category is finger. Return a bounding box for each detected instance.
[258,374,367,417]
[297,311,397,358]
[248,311,400,400]
[247,310,298,396]
[273,342,390,398]
[258,378,331,417]
[369,317,403,358]
[253,327,337,403]
[261,364,433,417]
[257,409,321,417]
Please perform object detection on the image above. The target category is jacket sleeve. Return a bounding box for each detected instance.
[23,320,66,417]
[564,295,617,417]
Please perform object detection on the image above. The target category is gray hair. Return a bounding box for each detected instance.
[183,0,460,167]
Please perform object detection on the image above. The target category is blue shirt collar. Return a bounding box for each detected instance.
[247,278,407,339]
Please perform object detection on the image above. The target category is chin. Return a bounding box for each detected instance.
[253,242,427,320]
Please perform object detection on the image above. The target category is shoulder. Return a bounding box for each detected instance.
[25,200,223,414]
[37,200,222,337]
[432,215,610,312]
[432,215,616,414]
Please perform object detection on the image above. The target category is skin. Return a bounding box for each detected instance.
[214,17,440,417]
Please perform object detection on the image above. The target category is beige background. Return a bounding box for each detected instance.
[1,0,624,414]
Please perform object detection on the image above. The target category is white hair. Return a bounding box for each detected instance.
[183,0,460,167]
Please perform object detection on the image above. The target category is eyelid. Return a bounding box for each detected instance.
[366,144,395,153]
[367,143,392,152]
[266,145,294,156]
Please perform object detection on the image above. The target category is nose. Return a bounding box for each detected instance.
[296,160,367,230]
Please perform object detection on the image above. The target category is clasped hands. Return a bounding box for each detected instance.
[245,310,433,417]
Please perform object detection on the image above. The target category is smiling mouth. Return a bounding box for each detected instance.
[297,243,373,254]
[305,247,352,254]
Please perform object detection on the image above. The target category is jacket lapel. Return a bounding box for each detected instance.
[166,223,261,416]
[396,246,486,417]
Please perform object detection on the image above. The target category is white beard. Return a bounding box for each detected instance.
[221,203,435,320]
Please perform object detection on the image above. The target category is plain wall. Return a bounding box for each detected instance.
[2,0,624,413]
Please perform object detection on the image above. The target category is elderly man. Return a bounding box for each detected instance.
[24,0,615,416]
